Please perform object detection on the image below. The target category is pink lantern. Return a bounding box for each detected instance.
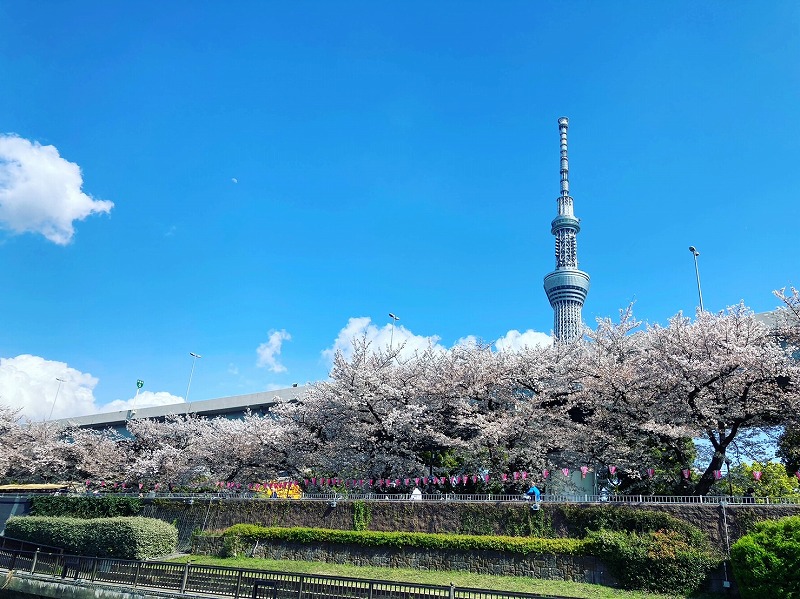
[404,478,410,486]
[682,469,691,479]
[608,465,617,476]
[521,471,528,480]
[542,469,549,479]
[646,468,655,479]
[795,471,800,481]
[138,483,143,490]
[562,468,570,477]
[713,470,722,480]
[513,471,519,480]
[414,478,420,485]
[753,471,762,481]
[484,474,490,483]
[580,466,589,479]
[422,477,428,485]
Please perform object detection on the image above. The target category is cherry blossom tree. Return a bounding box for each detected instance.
[191,411,297,482]
[572,304,800,495]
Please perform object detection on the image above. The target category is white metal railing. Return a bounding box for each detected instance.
[66,490,800,505]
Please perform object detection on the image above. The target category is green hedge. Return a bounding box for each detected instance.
[219,524,584,558]
[731,515,800,599]
[5,516,177,560]
[29,495,142,518]
[584,529,719,594]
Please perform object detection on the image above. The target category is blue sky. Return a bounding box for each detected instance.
[1,2,798,419]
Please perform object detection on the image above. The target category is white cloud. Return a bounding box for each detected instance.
[323,318,552,365]
[0,355,100,420]
[100,391,184,413]
[322,317,444,363]
[231,178,238,184]
[0,354,188,420]
[494,329,552,352]
[256,329,291,373]
[0,134,113,244]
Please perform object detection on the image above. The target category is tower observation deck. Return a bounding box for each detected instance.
[543,117,590,341]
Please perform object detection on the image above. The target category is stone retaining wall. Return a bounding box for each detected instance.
[143,497,800,553]
[193,535,614,585]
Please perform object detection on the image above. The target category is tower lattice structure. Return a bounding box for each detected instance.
[543,117,590,341]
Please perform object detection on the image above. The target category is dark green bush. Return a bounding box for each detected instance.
[29,495,141,518]
[731,515,800,599]
[5,516,177,559]
[218,524,584,558]
[584,528,719,594]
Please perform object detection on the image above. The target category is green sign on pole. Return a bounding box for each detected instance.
[137,380,144,389]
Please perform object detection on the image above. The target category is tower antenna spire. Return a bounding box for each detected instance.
[543,117,590,342]
[559,116,570,200]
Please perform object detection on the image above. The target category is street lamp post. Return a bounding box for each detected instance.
[688,246,704,312]
[388,313,400,349]
[47,377,65,421]
[725,457,734,497]
[185,352,202,412]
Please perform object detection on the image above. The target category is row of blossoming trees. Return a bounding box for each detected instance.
[1,290,799,497]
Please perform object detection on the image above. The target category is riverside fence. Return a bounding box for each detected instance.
[105,490,800,505]
[0,544,567,599]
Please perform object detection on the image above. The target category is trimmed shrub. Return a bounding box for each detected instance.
[218,524,585,558]
[5,516,177,559]
[29,495,142,518]
[731,515,800,599]
[5,516,88,553]
[584,528,719,595]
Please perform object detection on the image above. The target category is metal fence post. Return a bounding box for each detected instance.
[91,556,98,582]
[234,569,242,599]
[30,549,38,574]
[181,561,190,593]
[449,582,455,599]
[133,561,141,588]
[298,574,304,599]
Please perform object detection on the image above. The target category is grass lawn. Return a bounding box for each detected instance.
[169,554,722,599]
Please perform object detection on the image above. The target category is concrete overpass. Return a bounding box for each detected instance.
[55,385,308,434]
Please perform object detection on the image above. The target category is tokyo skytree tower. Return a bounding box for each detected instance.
[543,117,590,341]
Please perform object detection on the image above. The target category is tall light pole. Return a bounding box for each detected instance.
[129,379,144,417]
[47,377,65,421]
[185,352,202,412]
[725,457,734,497]
[388,313,400,349]
[688,246,704,312]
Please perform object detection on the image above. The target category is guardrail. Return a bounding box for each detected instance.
[114,491,800,505]
[0,545,565,599]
